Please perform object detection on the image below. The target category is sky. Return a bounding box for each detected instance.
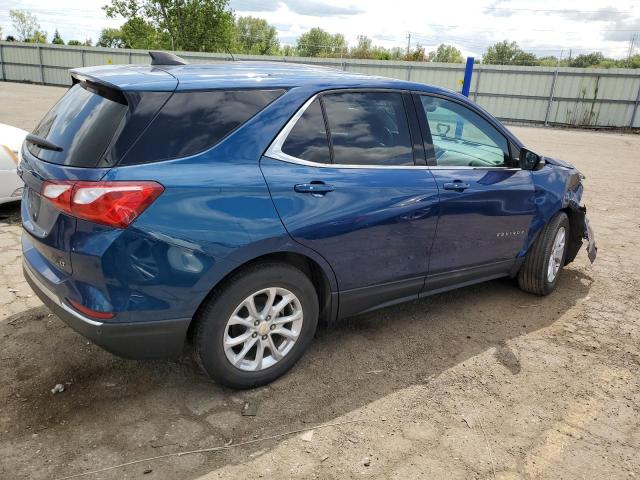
[0,0,638,59]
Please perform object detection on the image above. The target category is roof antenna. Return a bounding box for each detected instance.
[148,51,188,66]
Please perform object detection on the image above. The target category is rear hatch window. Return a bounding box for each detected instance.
[28,82,128,167]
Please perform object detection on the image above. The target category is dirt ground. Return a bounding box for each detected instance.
[0,81,639,480]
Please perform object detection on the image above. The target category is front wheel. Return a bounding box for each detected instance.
[518,212,569,296]
[194,263,318,389]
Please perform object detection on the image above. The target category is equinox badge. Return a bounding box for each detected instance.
[496,230,526,237]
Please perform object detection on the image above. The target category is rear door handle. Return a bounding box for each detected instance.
[443,181,470,191]
[294,183,334,195]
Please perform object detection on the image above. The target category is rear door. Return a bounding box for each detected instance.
[261,90,440,317]
[414,94,535,289]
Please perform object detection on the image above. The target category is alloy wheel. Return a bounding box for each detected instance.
[547,226,566,283]
[223,287,303,371]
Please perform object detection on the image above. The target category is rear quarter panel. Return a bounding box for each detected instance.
[100,87,338,321]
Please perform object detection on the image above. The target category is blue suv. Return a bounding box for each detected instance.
[20,53,596,388]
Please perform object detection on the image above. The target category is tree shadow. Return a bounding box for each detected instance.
[0,267,593,479]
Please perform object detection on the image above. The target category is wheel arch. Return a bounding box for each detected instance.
[187,249,338,343]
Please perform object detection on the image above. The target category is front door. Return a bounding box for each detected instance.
[262,91,439,317]
[414,94,535,289]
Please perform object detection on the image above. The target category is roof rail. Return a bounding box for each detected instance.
[149,51,188,66]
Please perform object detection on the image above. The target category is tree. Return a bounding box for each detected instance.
[626,54,640,69]
[569,52,605,68]
[537,56,563,67]
[388,47,404,60]
[10,9,47,42]
[67,40,82,46]
[52,29,65,45]
[281,44,297,57]
[30,30,48,44]
[234,16,279,55]
[104,0,235,52]
[404,43,426,61]
[427,44,463,63]
[350,35,373,59]
[120,17,170,49]
[97,28,125,48]
[296,27,346,57]
[482,40,538,65]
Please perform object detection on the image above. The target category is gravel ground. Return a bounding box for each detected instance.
[0,81,639,480]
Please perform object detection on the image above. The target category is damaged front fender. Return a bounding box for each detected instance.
[521,158,597,265]
[565,203,597,265]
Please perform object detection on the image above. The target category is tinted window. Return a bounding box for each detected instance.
[28,82,127,167]
[419,96,509,167]
[123,89,284,164]
[281,98,330,163]
[322,92,413,166]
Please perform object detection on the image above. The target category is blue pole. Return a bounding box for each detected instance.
[455,56,475,138]
[461,56,474,97]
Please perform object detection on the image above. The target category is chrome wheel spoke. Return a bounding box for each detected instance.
[267,335,283,360]
[227,315,254,329]
[270,294,293,317]
[233,337,258,365]
[253,340,265,370]
[273,310,302,325]
[272,327,298,340]
[225,330,253,348]
[262,287,277,316]
[243,296,261,320]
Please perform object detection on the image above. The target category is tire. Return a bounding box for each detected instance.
[518,212,570,296]
[194,262,318,389]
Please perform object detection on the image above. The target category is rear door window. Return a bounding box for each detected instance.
[122,89,285,164]
[281,98,331,164]
[322,92,414,166]
[28,82,127,167]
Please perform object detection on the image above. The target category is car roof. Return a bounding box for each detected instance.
[71,61,456,96]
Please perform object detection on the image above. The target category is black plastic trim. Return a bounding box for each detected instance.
[338,277,424,319]
[424,259,513,292]
[24,264,191,359]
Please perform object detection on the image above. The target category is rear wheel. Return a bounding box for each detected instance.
[194,263,318,389]
[518,212,569,296]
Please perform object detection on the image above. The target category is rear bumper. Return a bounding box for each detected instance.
[23,261,191,359]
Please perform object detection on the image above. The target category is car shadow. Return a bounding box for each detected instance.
[0,267,593,479]
[0,201,21,225]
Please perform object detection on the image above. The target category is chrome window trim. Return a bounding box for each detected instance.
[264,92,521,171]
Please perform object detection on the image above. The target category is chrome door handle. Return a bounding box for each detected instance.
[443,182,470,191]
[294,183,334,195]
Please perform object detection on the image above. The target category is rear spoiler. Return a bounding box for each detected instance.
[70,74,128,105]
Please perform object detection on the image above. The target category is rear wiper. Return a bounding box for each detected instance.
[25,134,64,152]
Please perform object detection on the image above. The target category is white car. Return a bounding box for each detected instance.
[0,123,27,205]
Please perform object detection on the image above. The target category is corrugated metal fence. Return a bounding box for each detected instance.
[1,41,639,128]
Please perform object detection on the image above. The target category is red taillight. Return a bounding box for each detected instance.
[67,299,115,320]
[41,180,164,228]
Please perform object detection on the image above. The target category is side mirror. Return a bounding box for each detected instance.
[519,148,542,170]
